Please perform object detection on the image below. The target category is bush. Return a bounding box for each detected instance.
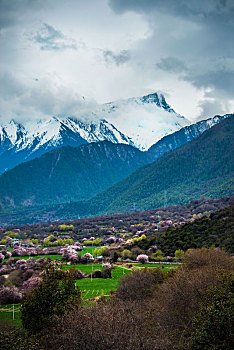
[183,247,232,270]
[39,299,151,350]
[148,249,233,348]
[0,286,22,305]
[136,254,148,264]
[0,323,39,350]
[21,266,81,335]
[81,253,94,264]
[91,270,103,278]
[23,269,34,281]
[116,268,165,301]
[0,275,5,286]
[23,276,42,295]
[189,271,234,350]
[7,270,24,287]
[69,268,87,279]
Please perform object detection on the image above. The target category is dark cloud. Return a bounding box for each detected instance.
[109,0,234,118]
[103,50,130,66]
[109,0,234,19]
[198,99,227,120]
[0,73,98,121]
[186,70,234,100]
[32,23,77,51]
[157,57,187,74]
[0,0,46,29]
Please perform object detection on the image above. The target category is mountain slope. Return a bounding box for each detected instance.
[148,114,232,161]
[155,203,234,255]
[0,141,150,208]
[0,117,133,174]
[45,115,234,219]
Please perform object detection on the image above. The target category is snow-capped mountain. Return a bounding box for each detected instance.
[0,117,133,174]
[0,92,189,173]
[98,93,190,150]
[1,92,227,175]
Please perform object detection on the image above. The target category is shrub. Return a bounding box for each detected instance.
[174,249,185,260]
[0,275,6,286]
[111,251,119,262]
[101,263,112,279]
[0,323,39,350]
[116,269,164,301]
[23,269,34,281]
[0,264,11,276]
[69,268,87,279]
[39,299,151,350]
[131,247,144,260]
[189,271,234,350]
[21,267,81,335]
[136,254,148,264]
[183,247,232,270]
[0,286,22,305]
[121,249,132,259]
[91,270,103,278]
[81,253,94,264]
[147,249,233,348]
[23,276,42,295]
[7,270,24,287]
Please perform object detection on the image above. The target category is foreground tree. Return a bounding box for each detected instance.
[189,271,234,350]
[21,266,81,335]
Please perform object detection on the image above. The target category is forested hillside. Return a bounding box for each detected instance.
[0,141,149,208]
[154,203,234,255]
[41,115,234,220]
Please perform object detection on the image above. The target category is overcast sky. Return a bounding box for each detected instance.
[0,0,233,123]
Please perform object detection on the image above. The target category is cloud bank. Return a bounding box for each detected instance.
[0,0,233,123]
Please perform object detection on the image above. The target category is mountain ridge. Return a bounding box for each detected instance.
[0,92,190,173]
[32,115,233,221]
[0,113,232,213]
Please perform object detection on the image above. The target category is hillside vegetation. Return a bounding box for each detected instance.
[34,115,234,221]
[152,203,234,255]
[0,142,149,208]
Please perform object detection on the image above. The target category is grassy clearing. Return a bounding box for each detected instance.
[0,262,178,327]
[62,263,102,274]
[132,263,180,268]
[80,246,95,255]
[0,304,21,326]
[3,254,62,262]
[131,263,180,272]
[76,265,131,299]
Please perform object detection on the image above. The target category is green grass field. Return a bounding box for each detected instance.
[75,265,130,299]
[61,263,131,298]
[0,304,21,326]
[4,254,62,261]
[132,263,180,268]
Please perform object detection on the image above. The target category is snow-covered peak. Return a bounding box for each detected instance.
[0,119,27,149]
[96,92,190,150]
[0,114,135,173]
